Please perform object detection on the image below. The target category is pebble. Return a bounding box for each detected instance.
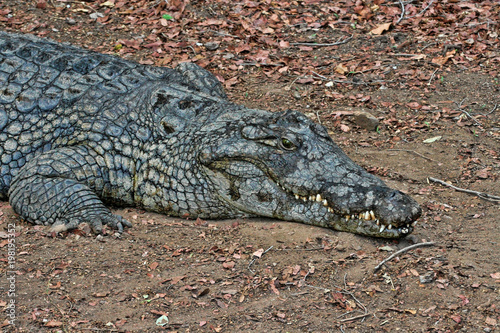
[205,42,220,51]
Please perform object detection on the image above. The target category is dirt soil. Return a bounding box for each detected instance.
[0,1,499,332]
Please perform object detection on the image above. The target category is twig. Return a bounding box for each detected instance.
[396,0,405,24]
[315,110,322,125]
[405,0,435,19]
[483,103,497,116]
[291,34,353,47]
[248,246,273,274]
[391,53,422,57]
[339,313,372,322]
[428,177,500,202]
[454,97,481,126]
[311,71,391,86]
[388,149,436,162]
[374,242,436,272]
[427,68,439,85]
[311,71,328,81]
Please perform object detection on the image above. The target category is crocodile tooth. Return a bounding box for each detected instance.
[302,196,307,202]
[379,224,386,233]
[351,214,355,220]
[358,213,363,219]
[412,221,418,226]
[387,225,392,230]
[402,228,409,233]
[309,195,314,201]
[294,194,299,200]
[369,210,376,220]
[364,211,370,220]
[345,215,350,221]
[376,219,380,226]
[322,199,328,206]
[316,194,322,202]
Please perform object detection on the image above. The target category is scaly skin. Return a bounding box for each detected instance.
[0,31,421,238]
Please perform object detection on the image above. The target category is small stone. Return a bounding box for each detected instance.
[353,111,379,131]
[419,271,435,284]
[66,18,77,25]
[205,42,220,51]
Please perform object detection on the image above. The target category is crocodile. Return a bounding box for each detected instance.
[0,31,421,238]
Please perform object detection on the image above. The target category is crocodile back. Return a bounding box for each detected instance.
[0,32,176,198]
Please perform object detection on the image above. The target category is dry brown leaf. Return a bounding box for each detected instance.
[485,317,497,326]
[45,320,63,327]
[370,23,391,35]
[252,248,264,258]
[431,49,456,66]
[335,63,349,75]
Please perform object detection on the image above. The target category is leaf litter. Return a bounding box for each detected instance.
[0,0,499,331]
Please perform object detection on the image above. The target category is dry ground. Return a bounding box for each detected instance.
[0,1,499,332]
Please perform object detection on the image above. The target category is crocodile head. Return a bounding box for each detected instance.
[198,107,421,238]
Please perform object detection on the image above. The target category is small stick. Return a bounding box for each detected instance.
[483,103,497,116]
[396,0,405,24]
[427,68,439,85]
[388,149,436,162]
[405,0,435,19]
[428,177,500,202]
[460,109,482,126]
[339,313,372,322]
[248,246,273,273]
[291,35,353,47]
[374,242,436,272]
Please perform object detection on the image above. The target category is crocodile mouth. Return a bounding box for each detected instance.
[274,180,417,238]
[203,159,418,238]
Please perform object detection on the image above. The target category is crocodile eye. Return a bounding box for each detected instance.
[280,137,296,151]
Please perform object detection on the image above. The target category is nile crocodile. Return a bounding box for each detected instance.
[0,31,421,238]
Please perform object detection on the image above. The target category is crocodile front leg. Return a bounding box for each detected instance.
[8,146,132,233]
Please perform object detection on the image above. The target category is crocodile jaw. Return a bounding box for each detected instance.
[202,160,421,239]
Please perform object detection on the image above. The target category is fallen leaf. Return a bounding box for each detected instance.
[222,261,235,269]
[94,292,109,297]
[485,317,497,326]
[45,320,63,327]
[276,312,286,319]
[171,275,185,285]
[475,168,490,179]
[335,63,349,74]
[431,49,456,66]
[100,1,115,7]
[423,136,442,143]
[458,295,469,306]
[450,314,461,323]
[370,23,391,35]
[252,248,264,258]
[490,272,500,279]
